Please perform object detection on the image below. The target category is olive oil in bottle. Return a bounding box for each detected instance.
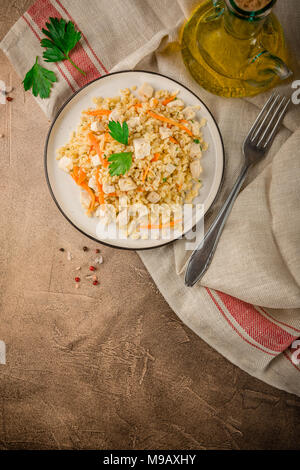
[181,0,292,97]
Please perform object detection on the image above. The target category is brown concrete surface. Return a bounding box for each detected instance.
[0,0,300,450]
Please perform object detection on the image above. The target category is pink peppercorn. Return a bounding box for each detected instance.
[89,266,96,271]
[6,97,13,102]
[93,280,99,286]
[75,277,80,282]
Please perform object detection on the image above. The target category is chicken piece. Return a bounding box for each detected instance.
[118,177,137,192]
[138,82,154,99]
[159,127,172,140]
[102,182,116,194]
[88,176,97,192]
[80,189,91,209]
[147,191,161,204]
[109,108,123,123]
[58,156,73,172]
[127,220,137,236]
[119,195,128,207]
[127,116,140,129]
[95,204,116,224]
[167,99,184,109]
[152,176,161,190]
[91,154,101,167]
[117,209,129,227]
[182,107,196,120]
[161,204,171,224]
[133,138,151,160]
[191,121,201,136]
[190,159,202,180]
[190,142,202,158]
[165,163,176,176]
[129,203,149,220]
[90,120,105,132]
[149,204,160,223]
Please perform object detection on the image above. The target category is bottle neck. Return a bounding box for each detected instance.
[223,0,272,39]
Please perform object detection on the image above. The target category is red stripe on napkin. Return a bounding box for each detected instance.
[22,14,76,93]
[260,307,300,334]
[27,0,101,88]
[54,0,108,74]
[215,291,297,353]
[206,289,277,356]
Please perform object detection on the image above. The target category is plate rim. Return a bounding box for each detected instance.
[44,69,225,251]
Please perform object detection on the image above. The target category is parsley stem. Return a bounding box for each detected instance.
[66,55,86,76]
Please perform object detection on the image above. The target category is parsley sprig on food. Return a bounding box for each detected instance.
[41,17,86,76]
[108,152,132,176]
[108,121,129,145]
[23,57,57,98]
[107,120,132,176]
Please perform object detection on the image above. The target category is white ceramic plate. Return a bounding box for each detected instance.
[45,70,224,250]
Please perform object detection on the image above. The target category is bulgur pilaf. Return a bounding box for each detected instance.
[56,82,207,239]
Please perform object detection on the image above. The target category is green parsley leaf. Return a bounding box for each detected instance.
[23,57,57,99]
[193,139,200,144]
[108,121,129,146]
[162,177,167,183]
[41,17,86,76]
[108,152,132,176]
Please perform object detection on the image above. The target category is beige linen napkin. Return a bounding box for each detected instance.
[1,0,300,395]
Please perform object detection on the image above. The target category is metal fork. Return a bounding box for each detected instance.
[185,93,291,287]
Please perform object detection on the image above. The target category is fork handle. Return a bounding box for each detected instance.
[185,164,250,287]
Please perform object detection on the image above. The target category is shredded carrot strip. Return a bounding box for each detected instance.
[151,152,160,163]
[85,109,111,116]
[177,184,183,191]
[152,98,159,107]
[78,168,87,184]
[72,168,95,212]
[162,95,177,106]
[137,187,144,192]
[142,164,150,183]
[180,119,189,124]
[169,137,179,145]
[140,219,182,230]
[129,102,142,110]
[71,166,86,184]
[98,188,105,204]
[147,111,193,137]
[88,132,109,167]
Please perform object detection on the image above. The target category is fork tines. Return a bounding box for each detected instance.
[249,93,291,149]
